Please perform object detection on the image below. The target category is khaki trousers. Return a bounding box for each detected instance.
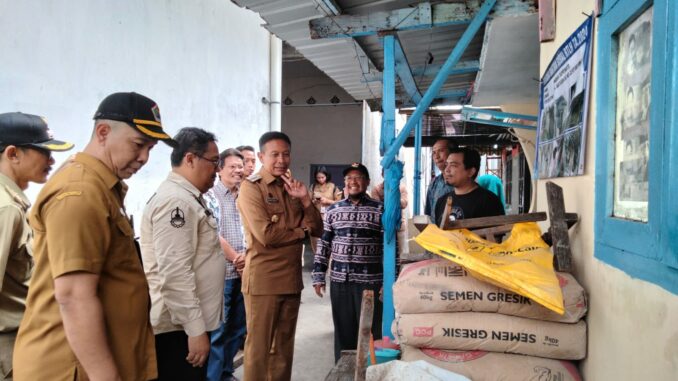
[243,293,301,381]
[0,331,16,381]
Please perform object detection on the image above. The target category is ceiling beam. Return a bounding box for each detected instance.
[309,0,537,39]
[461,106,538,130]
[393,36,422,105]
[310,2,470,39]
[361,60,480,83]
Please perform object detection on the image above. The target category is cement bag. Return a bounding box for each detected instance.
[414,223,564,314]
[394,258,587,322]
[401,345,582,381]
[366,360,471,381]
[394,312,587,360]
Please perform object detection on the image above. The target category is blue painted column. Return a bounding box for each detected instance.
[381,0,497,169]
[413,119,422,215]
[381,34,398,340]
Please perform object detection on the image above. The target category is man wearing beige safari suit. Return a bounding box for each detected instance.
[0,112,74,380]
[141,127,225,381]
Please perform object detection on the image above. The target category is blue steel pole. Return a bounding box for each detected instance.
[381,34,398,340]
[413,119,422,215]
[381,0,497,169]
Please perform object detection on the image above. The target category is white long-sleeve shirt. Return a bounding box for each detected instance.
[140,172,225,336]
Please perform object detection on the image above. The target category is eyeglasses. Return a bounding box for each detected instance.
[196,155,221,168]
[344,175,366,182]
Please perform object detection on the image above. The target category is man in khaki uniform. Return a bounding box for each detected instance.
[0,112,73,380]
[140,127,224,381]
[13,92,175,381]
[237,131,323,381]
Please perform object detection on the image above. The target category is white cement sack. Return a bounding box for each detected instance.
[401,345,582,381]
[394,312,587,360]
[366,360,471,381]
[394,258,587,322]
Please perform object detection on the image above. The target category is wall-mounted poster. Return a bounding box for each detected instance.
[535,16,594,179]
[613,7,652,222]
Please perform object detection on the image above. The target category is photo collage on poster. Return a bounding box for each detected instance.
[613,7,652,222]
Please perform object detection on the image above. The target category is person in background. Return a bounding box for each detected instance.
[237,132,322,381]
[434,148,505,225]
[424,139,455,223]
[312,163,385,362]
[309,167,342,254]
[204,148,247,381]
[236,145,256,178]
[476,174,506,212]
[140,127,224,381]
[0,112,74,381]
[14,92,173,380]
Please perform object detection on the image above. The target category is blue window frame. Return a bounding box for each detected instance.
[595,0,678,294]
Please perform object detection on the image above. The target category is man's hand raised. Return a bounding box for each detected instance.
[281,174,312,207]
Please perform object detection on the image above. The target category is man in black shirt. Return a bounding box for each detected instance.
[434,147,505,225]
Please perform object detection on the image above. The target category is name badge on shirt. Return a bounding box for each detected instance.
[267,193,279,204]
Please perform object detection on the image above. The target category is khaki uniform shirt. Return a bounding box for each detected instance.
[237,169,323,295]
[13,153,157,381]
[0,173,33,333]
[140,172,224,336]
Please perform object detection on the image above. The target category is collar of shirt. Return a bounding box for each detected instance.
[0,172,31,210]
[74,152,127,197]
[167,171,202,199]
[346,193,373,206]
[258,168,283,187]
[214,179,238,197]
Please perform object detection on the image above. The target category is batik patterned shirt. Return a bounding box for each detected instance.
[205,181,245,280]
[312,194,386,286]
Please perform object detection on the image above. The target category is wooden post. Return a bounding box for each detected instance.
[439,196,453,229]
[546,181,573,272]
[355,290,375,381]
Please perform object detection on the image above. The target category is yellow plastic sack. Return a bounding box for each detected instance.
[414,222,564,315]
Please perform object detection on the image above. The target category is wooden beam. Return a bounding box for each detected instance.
[354,290,374,381]
[324,350,356,381]
[546,181,573,272]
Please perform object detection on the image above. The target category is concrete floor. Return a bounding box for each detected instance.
[234,245,336,380]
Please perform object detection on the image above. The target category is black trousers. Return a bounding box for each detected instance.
[154,330,208,381]
[329,281,383,363]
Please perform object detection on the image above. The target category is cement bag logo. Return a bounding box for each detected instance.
[412,327,433,337]
[420,348,486,363]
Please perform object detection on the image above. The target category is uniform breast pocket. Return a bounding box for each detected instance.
[267,203,285,222]
[112,216,140,268]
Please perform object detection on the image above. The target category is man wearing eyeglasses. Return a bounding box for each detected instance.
[312,163,386,362]
[140,127,225,381]
[203,148,247,381]
[0,112,73,380]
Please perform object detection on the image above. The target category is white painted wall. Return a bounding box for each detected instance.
[282,60,362,186]
[533,1,678,379]
[0,0,274,226]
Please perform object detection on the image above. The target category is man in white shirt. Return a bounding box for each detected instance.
[140,127,225,381]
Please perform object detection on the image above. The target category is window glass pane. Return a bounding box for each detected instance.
[613,6,652,222]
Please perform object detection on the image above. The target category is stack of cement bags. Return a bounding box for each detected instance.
[393,258,587,381]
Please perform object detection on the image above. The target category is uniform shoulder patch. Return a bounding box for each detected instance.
[247,174,262,183]
[170,207,186,228]
[56,190,83,200]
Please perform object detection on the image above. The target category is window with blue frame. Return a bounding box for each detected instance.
[595,0,678,294]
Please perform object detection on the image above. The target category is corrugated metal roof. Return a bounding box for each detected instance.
[232,0,538,107]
